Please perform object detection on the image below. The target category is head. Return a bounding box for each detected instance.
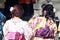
[45,4,54,12]
[10,4,24,18]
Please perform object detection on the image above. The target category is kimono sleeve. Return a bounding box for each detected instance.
[29,17,38,30]
[23,22,34,40]
[3,21,9,37]
[53,23,57,36]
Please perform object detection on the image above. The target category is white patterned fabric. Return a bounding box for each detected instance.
[3,18,33,40]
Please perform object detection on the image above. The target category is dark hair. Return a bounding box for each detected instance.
[41,4,46,9]
[11,4,24,18]
[42,4,55,18]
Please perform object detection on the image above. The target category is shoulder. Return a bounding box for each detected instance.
[35,17,43,19]
[34,17,44,21]
[21,20,29,26]
[5,19,12,24]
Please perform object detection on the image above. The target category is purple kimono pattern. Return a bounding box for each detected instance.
[35,25,54,38]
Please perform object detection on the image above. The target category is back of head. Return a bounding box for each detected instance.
[10,4,24,18]
[45,4,54,12]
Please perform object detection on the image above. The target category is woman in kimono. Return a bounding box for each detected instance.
[3,4,33,40]
[29,8,57,40]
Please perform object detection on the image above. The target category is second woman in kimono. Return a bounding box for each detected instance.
[29,8,57,40]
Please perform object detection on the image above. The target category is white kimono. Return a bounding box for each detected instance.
[3,18,33,40]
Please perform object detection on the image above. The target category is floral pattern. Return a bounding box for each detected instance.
[29,17,57,40]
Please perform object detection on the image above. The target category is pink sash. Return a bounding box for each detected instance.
[6,32,25,40]
[6,32,16,40]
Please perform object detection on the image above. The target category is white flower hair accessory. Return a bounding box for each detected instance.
[10,7,14,12]
[53,8,56,13]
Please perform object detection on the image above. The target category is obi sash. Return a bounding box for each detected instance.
[35,25,54,39]
[6,32,25,40]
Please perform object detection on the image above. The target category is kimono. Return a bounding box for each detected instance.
[29,17,57,40]
[3,18,33,40]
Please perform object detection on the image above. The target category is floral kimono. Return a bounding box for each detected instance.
[29,17,57,40]
[3,18,33,40]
